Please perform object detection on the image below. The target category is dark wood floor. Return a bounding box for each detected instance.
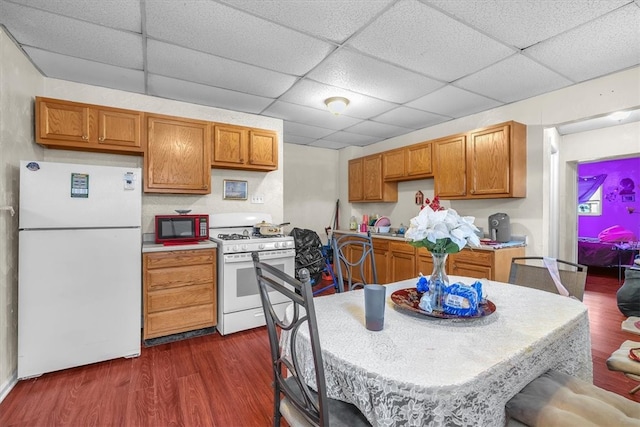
[1,268,638,426]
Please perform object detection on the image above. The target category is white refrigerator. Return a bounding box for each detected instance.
[18,160,142,379]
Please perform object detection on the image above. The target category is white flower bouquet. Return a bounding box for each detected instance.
[405,204,481,254]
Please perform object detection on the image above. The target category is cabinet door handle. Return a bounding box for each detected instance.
[98,137,105,142]
[82,135,88,140]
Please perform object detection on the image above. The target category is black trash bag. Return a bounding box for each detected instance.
[617,268,640,316]
[290,227,325,285]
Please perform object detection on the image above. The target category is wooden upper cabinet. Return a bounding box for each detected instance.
[212,124,247,167]
[36,97,143,154]
[145,114,211,194]
[467,121,526,198]
[406,142,433,178]
[350,155,398,202]
[383,142,433,182]
[348,158,364,202]
[248,129,278,170]
[433,134,467,198]
[212,124,278,171]
[382,149,405,181]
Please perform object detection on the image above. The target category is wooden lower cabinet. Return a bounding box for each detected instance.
[333,233,525,286]
[449,246,525,283]
[389,241,416,282]
[143,248,217,340]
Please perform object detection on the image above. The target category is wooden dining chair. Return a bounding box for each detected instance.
[508,257,588,301]
[331,233,378,292]
[252,252,370,427]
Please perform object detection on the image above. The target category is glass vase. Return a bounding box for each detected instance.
[429,252,449,311]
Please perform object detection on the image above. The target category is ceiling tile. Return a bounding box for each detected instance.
[279,79,397,119]
[218,0,395,43]
[455,54,573,103]
[319,131,382,146]
[372,106,451,129]
[344,120,415,139]
[0,1,143,69]
[147,74,274,114]
[307,48,444,103]
[309,140,353,150]
[426,0,629,49]
[7,0,141,32]
[283,134,315,145]
[144,0,333,75]
[263,100,362,130]
[348,0,514,81]
[147,40,297,98]
[283,121,337,139]
[525,4,640,83]
[407,85,503,118]
[23,47,145,94]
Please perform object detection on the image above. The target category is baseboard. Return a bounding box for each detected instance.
[0,370,17,404]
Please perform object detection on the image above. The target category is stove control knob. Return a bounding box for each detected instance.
[259,243,265,249]
[241,244,248,251]
[232,245,239,252]
[274,242,281,248]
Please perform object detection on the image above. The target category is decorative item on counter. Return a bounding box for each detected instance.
[398,223,406,235]
[442,281,483,317]
[405,203,481,312]
[415,190,424,205]
[421,195,444,212]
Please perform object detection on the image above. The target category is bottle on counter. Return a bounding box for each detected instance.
[350,216,357,230]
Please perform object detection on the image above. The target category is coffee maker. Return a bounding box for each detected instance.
[489,213,511,242]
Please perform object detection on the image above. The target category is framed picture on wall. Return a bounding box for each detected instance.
[223,180,248,200]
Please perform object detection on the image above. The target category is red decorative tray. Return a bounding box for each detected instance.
[390,288,496,320]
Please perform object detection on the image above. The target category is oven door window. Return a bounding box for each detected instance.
[236,261,286,298]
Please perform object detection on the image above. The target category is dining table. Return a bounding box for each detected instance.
[282,276,593,427]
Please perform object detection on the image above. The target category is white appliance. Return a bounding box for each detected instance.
[18,160,142,379]
[209,212,295,335]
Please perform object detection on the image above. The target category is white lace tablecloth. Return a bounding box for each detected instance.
[283,276,592,427]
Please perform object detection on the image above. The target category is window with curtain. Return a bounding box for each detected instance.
[578,174,606,216]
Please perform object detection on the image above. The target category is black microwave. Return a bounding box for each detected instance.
[155,214,209,245]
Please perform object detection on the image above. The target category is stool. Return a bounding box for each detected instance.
[607,340,640,394]
[506,370,640,426]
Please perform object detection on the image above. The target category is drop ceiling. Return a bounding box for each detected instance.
[1,0,639,150]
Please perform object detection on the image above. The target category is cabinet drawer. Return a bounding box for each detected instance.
[147,283,214,313]
[373,239,389,250]
[453,249,492,266]
[144,249,215,269]
[147,264,214,290]
[389,241,414,254]
[145,304,215,339]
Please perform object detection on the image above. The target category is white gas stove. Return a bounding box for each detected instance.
[209,212,295,335]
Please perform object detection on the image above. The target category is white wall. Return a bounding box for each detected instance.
[283,144,339,242]
[0,27,44,401]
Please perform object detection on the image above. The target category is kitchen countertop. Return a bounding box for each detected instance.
[333,229,526,251]
[142,239,218,253]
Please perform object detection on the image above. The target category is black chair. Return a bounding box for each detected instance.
[508,257,588,301]
[252,252,370,427]
[331,233,377,292]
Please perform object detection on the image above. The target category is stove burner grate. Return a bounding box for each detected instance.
[217,233,250,240]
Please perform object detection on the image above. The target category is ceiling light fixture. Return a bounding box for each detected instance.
[608,110,631,121]
[324,97,350,115]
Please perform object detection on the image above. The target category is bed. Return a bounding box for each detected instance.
[578,237,636,267]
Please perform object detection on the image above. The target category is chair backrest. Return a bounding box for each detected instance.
[508,257,588,301]
[252,252,328,426]
[331,233,378,292]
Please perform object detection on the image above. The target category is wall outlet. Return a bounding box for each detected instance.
[251,195,264,204]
